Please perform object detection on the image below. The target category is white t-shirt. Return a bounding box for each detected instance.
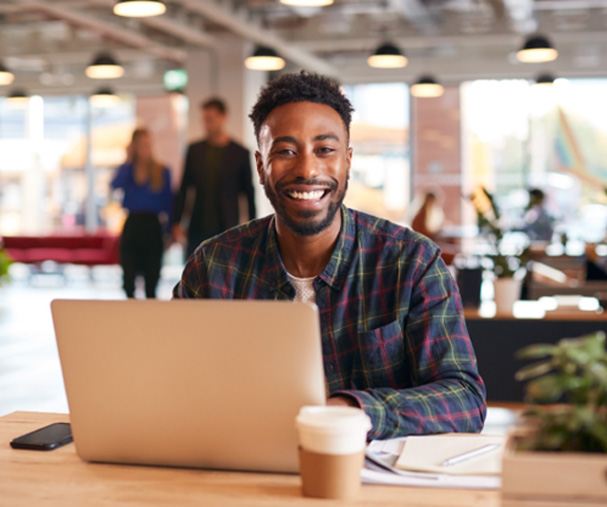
[286,272,316,303]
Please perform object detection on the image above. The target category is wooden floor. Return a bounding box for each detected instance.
[0,264,516,434]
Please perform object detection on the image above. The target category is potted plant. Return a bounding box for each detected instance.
[470,187,530,313]
[501,331,607,506]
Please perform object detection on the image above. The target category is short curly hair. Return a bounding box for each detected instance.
[249,71,354,142]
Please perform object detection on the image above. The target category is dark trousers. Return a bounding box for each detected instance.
[120,213,163,298]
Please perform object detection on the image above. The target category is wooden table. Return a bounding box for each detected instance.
[1,412,499,506]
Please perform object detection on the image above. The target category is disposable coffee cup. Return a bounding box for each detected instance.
[296,406,371,500]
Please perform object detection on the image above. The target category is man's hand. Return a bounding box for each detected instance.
[327,396,358,408]
[172,224,186,245]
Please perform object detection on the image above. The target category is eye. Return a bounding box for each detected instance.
[316,146,336,155]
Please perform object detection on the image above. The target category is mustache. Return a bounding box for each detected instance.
[276,177,338,192]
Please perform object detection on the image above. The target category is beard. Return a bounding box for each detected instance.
[264,177,348,236]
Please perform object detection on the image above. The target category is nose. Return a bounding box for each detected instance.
[292,148,320,181]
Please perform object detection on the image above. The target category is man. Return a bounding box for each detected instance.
[174,72,486,440]
[173,97,256,258]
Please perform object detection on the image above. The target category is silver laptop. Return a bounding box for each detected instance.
[51,299,326,472]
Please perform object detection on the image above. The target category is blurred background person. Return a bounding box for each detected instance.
[521,188,554,242]
[172,97,256,258]
[111,128,173,299]
[411,191,444,242]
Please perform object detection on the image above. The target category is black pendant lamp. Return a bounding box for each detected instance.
[91,87,121,107]
[0,62,15,86]
[113,0,166,17]
[367,42,408,69]
[535,73,556,86]
[85,52,124,79]
[516,35,558,63]
[411,76,444,98]
[244,46,286,71]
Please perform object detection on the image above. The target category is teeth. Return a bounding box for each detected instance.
[288,190,325,200]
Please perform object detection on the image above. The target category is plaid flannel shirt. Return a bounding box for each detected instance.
[173,207,487,439]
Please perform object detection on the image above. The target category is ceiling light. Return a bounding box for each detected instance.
[90,87,121,107]
[0,62,15,86]
[411,76,444,98]
[6,88,29,105]
[516,35,558,63]
[244,46,286,71]
[113,0,166,17]
[367,42,408,69]
[85,52,124,79]
[279,0,334,6]
[535,73,556,86]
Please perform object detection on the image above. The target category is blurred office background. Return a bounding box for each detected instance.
[1,0,607,422]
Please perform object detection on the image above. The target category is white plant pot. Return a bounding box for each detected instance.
[493,277,521,314]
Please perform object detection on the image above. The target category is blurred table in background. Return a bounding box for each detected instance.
[465,304,607,403]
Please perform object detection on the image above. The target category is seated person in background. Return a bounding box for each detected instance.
[411,191,444,242]
[521,188,554,242]
[173,72,486,440]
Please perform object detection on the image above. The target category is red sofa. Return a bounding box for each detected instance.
[2,233,120,266]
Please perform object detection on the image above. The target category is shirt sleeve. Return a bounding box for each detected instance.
[161,168,173,234]
[110,163,131,190]
[240,150,256,220]
[173,145,194,225]
[333,247,487,440]
[172,247,210,298]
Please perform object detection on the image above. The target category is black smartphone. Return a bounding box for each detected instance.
[10,422,73,451]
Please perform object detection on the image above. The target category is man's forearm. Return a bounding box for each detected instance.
[333,376,486,440]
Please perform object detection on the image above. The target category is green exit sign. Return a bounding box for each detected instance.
[163,69,188,92]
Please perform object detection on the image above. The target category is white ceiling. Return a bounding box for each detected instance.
[1,0,607,95]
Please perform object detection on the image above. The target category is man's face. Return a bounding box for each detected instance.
[201,107,226,137]
[255,101,352,236]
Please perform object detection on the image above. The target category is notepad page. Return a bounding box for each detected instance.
[395,433,505,475]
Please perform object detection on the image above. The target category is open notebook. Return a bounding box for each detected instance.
[363,433,505,489]
[395,433,505,475]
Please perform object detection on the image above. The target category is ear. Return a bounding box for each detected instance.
[255,151,265,186]
[345,146,353,178]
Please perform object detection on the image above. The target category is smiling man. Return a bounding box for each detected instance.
[173,72,486,439]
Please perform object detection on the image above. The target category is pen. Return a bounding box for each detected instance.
[440,443,501,467]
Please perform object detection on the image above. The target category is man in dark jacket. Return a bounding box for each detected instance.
[173,97,256,258]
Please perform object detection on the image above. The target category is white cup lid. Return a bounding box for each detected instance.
[296,406,371,434]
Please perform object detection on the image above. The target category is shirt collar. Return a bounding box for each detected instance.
[264,206,355,293]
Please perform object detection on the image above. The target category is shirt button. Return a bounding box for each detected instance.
[328,363,336,373]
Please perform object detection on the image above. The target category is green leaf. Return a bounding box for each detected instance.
[515,360,553,381]
[516,343,556,360]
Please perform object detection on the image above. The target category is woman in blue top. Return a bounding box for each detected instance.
[111,128,173,298]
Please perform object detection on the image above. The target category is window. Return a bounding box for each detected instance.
[0,95,135,235]
[343,83,410,223]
